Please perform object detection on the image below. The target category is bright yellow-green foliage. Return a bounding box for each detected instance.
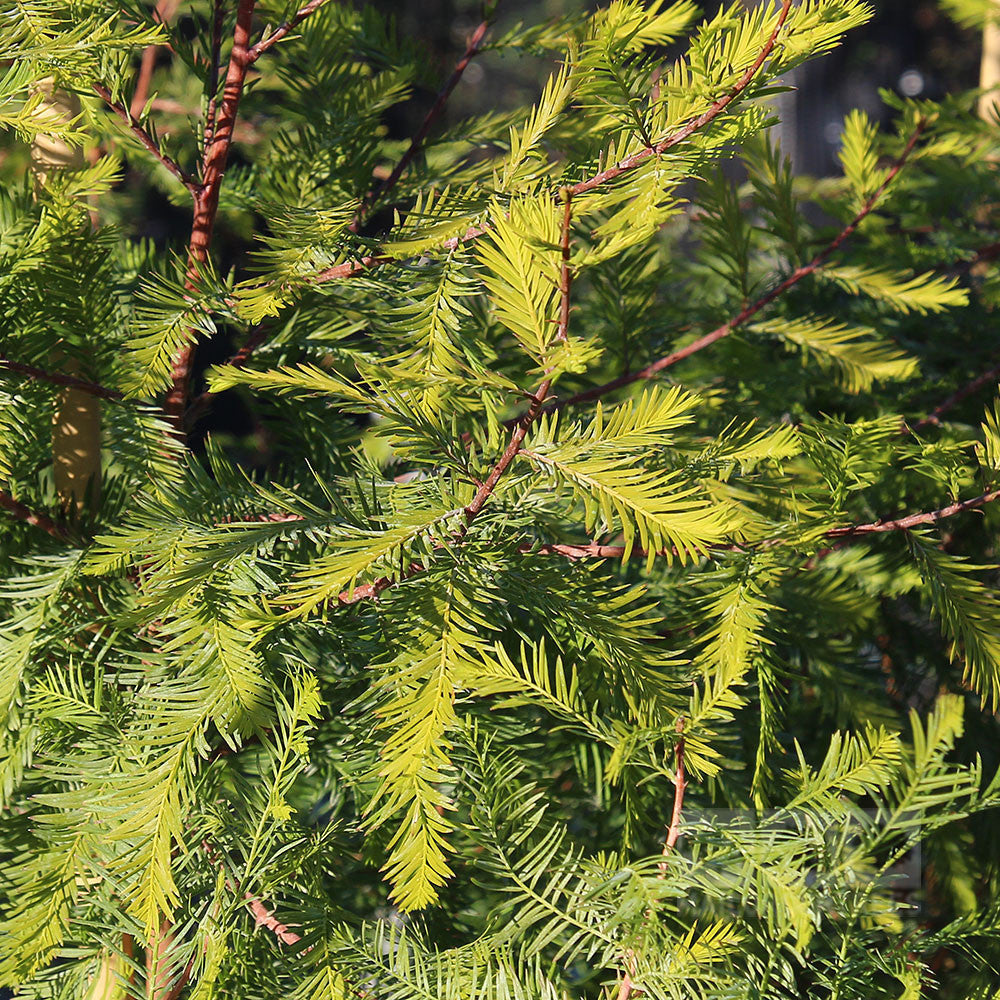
[1,0,1000,998]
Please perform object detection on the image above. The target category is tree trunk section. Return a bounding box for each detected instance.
[981,1,1000,122]
[30,83,102,515]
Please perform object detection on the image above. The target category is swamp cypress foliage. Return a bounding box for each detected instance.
[1,0,1000,996]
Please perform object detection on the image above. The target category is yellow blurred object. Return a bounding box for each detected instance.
[30,83,102,514]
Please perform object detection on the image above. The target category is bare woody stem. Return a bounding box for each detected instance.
[238,485,1000,613]
[92,83,198,194]
[245,896,302,946]
[912,362,1000,431]
[0,356,122,399]
[661,723,686,860]
[463,190,574,523]
[572,0,792,197]
[245,0,330,64]
[620,722,687,1000]
[0,490,69,540]
[164,0,256,426]
[204,0,228,150]
[533,485,1000,564]
[826,487,1000,538]
[358,19,490,224]
[556,115,930,411]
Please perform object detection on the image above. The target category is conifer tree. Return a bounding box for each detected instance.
[2,0,1000,997]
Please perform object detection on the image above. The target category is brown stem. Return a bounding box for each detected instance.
[532,487,1000,563]
[313,1,792,286]
[0,356,122,399]
[463,190,574,523]
[660,724,686,860]
[145,920,180,1000]
[204,0,228,151]
[571,0,792,198]
[553,116,930,412]
[164,0,256,427]
[619,723,687,1000]
[356,19,490,226]
[245,0,330,64]
[93,83,198,194]
[240,483,1000,615]
[245,896,302,946]
[825,487,1000,538]
[912,362,1000,431]
[0,490,69,541]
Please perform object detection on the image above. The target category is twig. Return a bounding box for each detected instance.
[245,0,330,64]
[204,0,228,151]
[202,839,304,948]
[130,0,181,119]
[572,0,792,198]
[552,115,930,411]
[238,485,1000,615]
[912,362,1000,431]
[92,83,198,194]
[825,487,1000,538]
[245,896,302,946]
[463,189,574,524]
[356,19,490,225]
[165,0,256,426]
[532,487,1000,563]
[0,356,123,400]
[660,722,687,861]
[315,3,792,286]
[619,722,687,1000]
[0,490,69,540]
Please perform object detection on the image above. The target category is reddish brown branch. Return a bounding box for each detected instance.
[0,356,122,400]
[204,0,228,151]
[571,0,792,198]
[93,83,198,194]
[0,490,69,540]
[245,896,303,946]
[357,19,490,225]
[661,724,686,860]
[555,116,930,411]
[912,362,1000,431]
[245,0,330,64]
[826,487,1000,538]
[239,485,1000,615]
[463,190,574,523]
[621,722,687,1000]
[165,0,256,426]
[531,488,1000,562]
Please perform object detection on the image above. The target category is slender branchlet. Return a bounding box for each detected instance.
[554,116,930,411]
[463,188,575,523]
[0,356,122,400]
[93,82,198,194]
